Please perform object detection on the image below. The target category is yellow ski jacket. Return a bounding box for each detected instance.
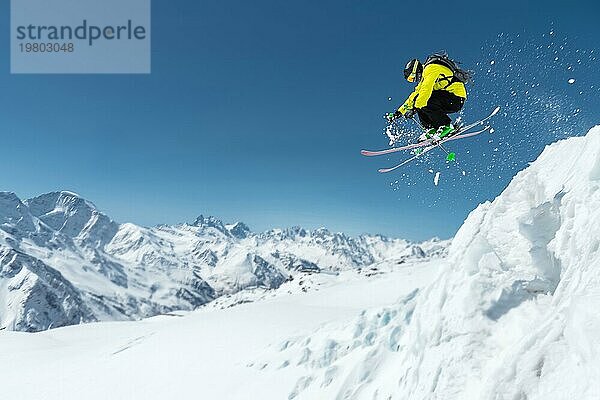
[398,63,467,115]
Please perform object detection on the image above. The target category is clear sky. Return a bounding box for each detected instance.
[0,0,599,240]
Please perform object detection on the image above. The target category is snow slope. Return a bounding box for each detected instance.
[0,261,439,400]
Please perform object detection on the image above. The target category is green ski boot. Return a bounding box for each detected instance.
[418,128,438,143]
[438,124,456,139]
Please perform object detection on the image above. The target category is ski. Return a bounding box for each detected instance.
[361,126,488,157]
[378,125,491,173]
[361,106,500,157]
[378,143,440,173]
[455,106,500,134]
[436,125,491,143]
[361,141,429,157]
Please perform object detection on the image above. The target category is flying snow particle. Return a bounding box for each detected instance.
[568,78,576,84]
[462,171,466,176]
[428,169,434,173]
[490,128,495,134]
[434,172,440,186]
[388,97,392,101]
[490,60,495,65]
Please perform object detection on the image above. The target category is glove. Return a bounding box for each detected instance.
[404,108,417,119]
[385,111,402,123]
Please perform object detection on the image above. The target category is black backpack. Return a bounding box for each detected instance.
[424,52,473,85]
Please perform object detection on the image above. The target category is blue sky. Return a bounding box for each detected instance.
[0,0,599,240]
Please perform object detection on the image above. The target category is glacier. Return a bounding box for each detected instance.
[1,126,600,399]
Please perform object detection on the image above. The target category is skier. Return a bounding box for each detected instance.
[386,54,468,142]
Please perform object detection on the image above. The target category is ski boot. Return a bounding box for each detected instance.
[418,122,459,144]
[437,124,459,139]
[440,121,464,138]
[418,128,439,143]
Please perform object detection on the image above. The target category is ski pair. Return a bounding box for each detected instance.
[377,125,491,173]
[361,106,500,157]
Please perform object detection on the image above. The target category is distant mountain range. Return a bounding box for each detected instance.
[0,191,448,332]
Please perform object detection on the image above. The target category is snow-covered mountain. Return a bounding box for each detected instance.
[0,191,447,332]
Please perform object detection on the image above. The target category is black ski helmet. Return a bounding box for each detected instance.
[404,59,423,83]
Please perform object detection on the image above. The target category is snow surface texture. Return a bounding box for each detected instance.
[0,262,439,400]
[268,125,600,399]
[0,191,447,332]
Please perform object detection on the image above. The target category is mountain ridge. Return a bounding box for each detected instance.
[0,191,448,332]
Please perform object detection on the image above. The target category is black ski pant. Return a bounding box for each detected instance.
[417,90,465,129]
